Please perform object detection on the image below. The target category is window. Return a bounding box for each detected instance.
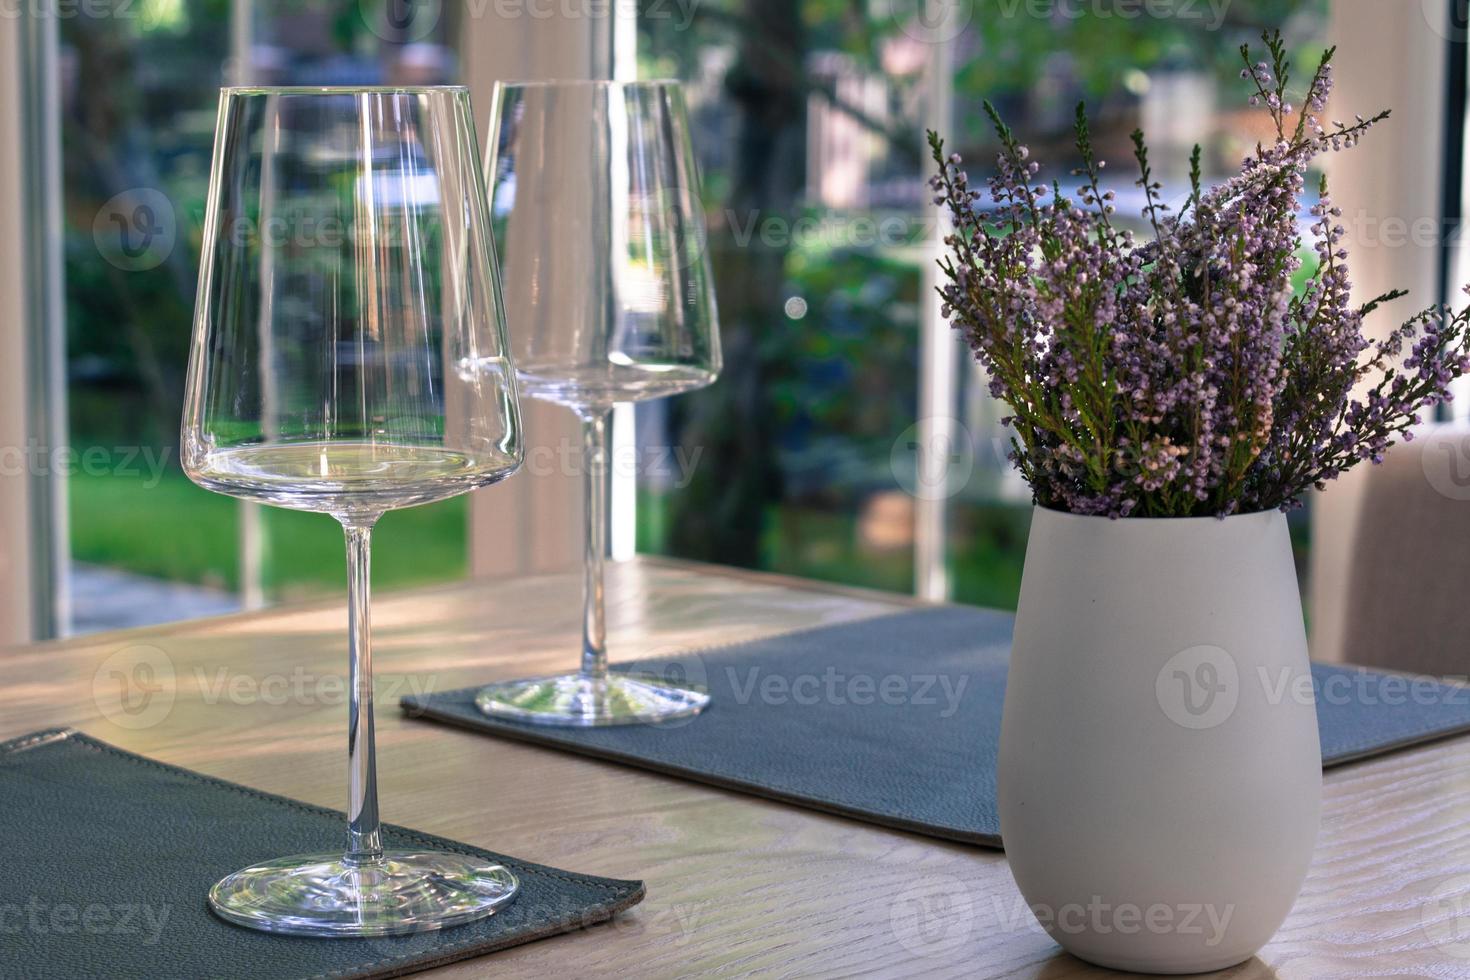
[635,0,1327,607]
[61,1,467,631]
[13,1,1344,635]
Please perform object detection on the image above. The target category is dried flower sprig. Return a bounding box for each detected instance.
[929,31,1470,517]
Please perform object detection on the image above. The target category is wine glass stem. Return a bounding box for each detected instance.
[581,409,610,680]
[343,520,383,866]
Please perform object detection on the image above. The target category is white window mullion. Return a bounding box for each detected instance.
[0,15,38,644]
[13,10,69,638]
[915,1,957,602]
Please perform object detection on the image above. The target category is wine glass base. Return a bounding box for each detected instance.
[208,850,518,937]
[475,673,710,726]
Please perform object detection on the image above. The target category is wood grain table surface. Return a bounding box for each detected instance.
[5,555,1470,979]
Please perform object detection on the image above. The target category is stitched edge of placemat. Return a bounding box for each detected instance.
[399,608,1470,852]
[399,606,1003,849]
[643,607,1470,772]
[1312,664,1470,767]
[402,606,1002,847]
[400,693,1000,850]
[1324,726,1470,767]
[0,728,647,980]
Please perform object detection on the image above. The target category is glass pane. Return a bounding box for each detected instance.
[635,0,928,595]
[62,1,465,631]
[636,1,1326,606]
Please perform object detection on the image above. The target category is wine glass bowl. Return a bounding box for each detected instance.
[512,362,718,413]
[184,86,522,518]
[182,85,522,936]
[485,80,719,412]
[475,80,721,727]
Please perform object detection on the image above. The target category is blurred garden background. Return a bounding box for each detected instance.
[63,0,466,627]
[632,0,1324,606]
[63,0,1324,630]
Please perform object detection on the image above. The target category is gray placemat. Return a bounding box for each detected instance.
[403,606,1470,848]
[0,729,643,980]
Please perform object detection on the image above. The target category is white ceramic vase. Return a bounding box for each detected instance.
[998,506,1321,974]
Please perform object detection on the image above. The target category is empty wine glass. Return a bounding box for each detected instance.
[475,80,720,726]
[182,86,522,936]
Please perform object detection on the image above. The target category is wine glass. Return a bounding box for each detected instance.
[182,86,523,937]
[475,80,721,726]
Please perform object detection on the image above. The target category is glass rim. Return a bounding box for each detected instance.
[219,84,470,96]
[494,79,681,90]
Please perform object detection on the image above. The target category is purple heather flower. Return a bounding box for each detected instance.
[925,36,1470,517]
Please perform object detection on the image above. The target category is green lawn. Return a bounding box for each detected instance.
[78,470,1298,616]
[637,488,1033,611]
[69,467,238,589]
[69,467,467,600]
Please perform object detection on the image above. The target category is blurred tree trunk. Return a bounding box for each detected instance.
[666,0,805,566]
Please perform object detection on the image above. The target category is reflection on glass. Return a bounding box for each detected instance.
[476,80,722,726]
[60,4,468,634]
[183,86,522,936]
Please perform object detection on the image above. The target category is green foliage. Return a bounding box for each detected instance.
[70,468,238,590]
[70,467,467,597]
[773,241,921,453]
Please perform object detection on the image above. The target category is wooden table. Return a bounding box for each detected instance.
[7,556,1470,978]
